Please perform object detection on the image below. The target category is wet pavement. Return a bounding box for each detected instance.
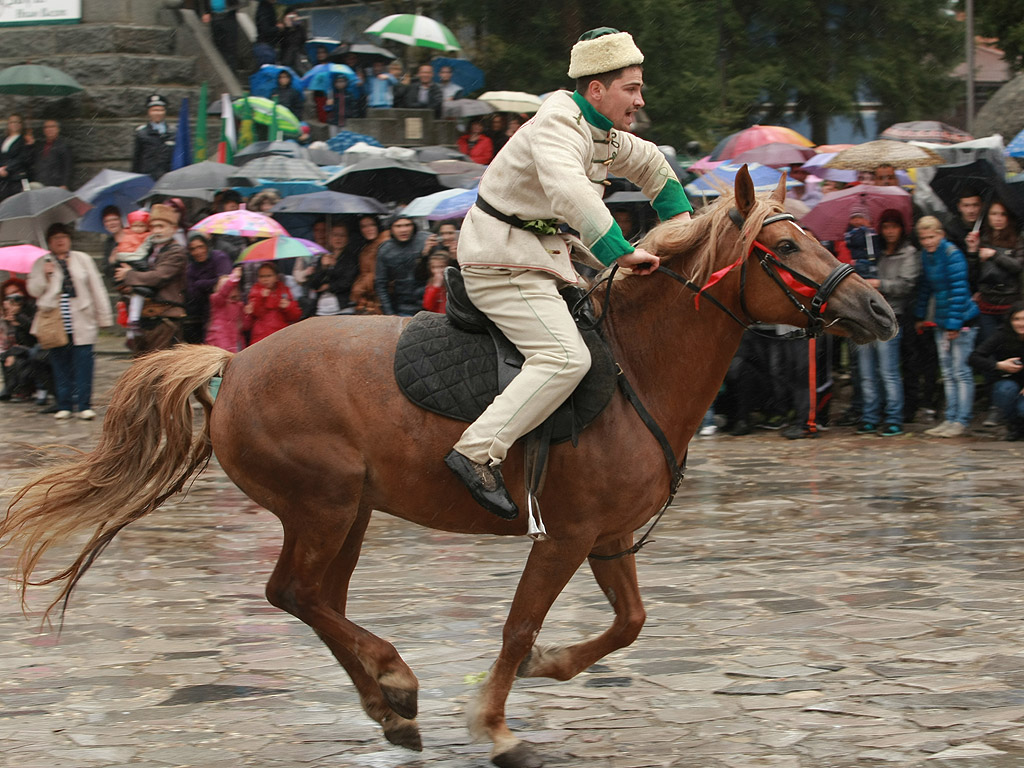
[2,343,1024,767]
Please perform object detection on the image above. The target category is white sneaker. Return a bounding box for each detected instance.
[698,424,718,436]
[78,409,96,421]
[925,421,952,437]
[54,410,72,420]
[943,422,966,438]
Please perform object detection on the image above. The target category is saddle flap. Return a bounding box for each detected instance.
[443,266,491,333]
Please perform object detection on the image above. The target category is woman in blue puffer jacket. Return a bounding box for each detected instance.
[914,216,981,438]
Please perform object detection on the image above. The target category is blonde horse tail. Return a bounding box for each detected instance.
[0,344,234,622]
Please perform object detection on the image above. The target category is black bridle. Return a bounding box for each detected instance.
[584,206,856,562]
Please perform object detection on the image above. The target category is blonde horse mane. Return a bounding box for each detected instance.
[637,189,787,286]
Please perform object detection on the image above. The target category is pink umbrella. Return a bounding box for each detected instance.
[0,243,48,273]
[191,210,288,238]
[733,142,815,168]
[800,185,912,242]
[687,155,724,173]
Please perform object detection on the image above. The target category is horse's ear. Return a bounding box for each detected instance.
[771,171,788,204]
[734,164,756,217]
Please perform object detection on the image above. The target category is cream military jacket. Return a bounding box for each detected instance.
[457,90,691,284]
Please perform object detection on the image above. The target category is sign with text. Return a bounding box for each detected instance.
[0,0,81,26]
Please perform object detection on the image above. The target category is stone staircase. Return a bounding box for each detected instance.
[0,21,229,189]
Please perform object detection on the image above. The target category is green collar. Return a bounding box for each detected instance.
[572,91,613,132]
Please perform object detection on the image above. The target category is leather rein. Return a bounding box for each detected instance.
[586,208,855,561]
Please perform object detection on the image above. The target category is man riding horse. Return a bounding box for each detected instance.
[445,27,694,521]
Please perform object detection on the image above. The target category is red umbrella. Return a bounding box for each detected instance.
[733,142,816,168]
[800,185,912,242]
[709,125,814,161]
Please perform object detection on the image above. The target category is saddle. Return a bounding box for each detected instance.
[394,267,617,446]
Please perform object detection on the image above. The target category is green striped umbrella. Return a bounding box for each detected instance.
[364,14,460,52]
[231,97,301,136]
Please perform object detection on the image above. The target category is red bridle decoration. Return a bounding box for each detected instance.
[695,240,823,311]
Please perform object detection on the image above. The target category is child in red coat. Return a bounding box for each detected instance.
[243,263,302,344]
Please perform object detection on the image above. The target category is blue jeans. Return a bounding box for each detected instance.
[933,327,977,426]
[49,343,94,412]
[856,328,903,425]
[991,379,1024,425]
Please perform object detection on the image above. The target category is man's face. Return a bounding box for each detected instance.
[439,66,452,83]
[149,219,173,240]
[392,219,415,241]
[148,105,166,124]
[222,200,240,212]
[958,195,982,224]
[873,165,897,186]
[43,121,59,141]
[47,233,71,254]
[312,221,327,246]
[417,66,433,85]
[590,66,644,132]
[102,214,122,234]
[6,115,21,134]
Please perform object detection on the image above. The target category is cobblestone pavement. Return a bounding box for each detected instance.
[2,350,1024,767]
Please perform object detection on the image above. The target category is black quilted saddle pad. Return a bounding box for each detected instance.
[394,311,617,444]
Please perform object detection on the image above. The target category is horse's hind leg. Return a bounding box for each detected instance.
[468,538,592,768]
[264,502,420,749]
[517,534,645,681]
[315,502,422,751]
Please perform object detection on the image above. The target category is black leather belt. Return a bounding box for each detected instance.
[475,196,530,229]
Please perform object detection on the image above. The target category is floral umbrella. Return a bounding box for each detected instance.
[365,14,460,52]
[824,140,944,171]
[879,121,973,145]
[192,210,288,238]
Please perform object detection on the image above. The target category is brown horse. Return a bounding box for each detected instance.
[1,169,895,768]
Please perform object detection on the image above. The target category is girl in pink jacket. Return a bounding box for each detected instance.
[205,267,245,352]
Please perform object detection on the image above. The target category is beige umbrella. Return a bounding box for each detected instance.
[824,140,944,171]
[479,90,543,114]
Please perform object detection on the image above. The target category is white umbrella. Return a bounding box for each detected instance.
[365,14,460,52]
[479,91,543,114]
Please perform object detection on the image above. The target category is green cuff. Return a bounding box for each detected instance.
[591,223,634,266]
[651,178,692,220]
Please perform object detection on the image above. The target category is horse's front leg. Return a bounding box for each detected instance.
[516,534,645,681]
[468,537,592,768]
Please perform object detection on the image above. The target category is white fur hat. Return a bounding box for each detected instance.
[567,28,644,79]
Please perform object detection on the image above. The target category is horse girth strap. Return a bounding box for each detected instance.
[587,370,686,562]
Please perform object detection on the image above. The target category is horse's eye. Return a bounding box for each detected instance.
[775,240,798,256]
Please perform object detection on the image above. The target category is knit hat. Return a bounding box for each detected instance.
[848,205,870,222]
[567,28,644,79]
[126,210,150,225]
[149,203,180,226]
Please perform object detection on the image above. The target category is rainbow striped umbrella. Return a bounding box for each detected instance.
[365,14,460,52]
[237,236,327,263]
[192,210,288,238]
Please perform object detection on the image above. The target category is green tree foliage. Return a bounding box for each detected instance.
[966,0,1024,71]
[436,0,961,147]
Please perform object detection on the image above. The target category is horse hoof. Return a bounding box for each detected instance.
[380,684,418,721]
[383,717,423,752]
[492,741,544,768]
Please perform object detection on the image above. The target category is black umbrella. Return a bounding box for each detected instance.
[929,159,1024,223]
[230,156,327,183]
[234,140,309,165]
[415,145,471,163]
[143,161,255,202]
[0,187,92,246]
[438,171,484,190]
[307,146,345,166]
[326,157,442,202]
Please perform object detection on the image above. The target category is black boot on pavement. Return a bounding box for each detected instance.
[444,449,519,520]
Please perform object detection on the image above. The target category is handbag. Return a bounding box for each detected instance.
[34,307,68,349]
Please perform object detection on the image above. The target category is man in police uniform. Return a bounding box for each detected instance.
[444,28,693,521]
[132,94,175,180]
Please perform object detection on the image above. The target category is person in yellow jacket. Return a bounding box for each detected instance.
[444,27,693,521]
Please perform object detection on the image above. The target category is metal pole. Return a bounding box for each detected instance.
[965,0,975,135]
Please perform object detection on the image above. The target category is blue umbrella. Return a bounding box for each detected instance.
[249,64,302,98]
[684,162,799,199]
[1007,128,1024,159]
[326,130,384,153]
[300,62,357,93]
[431,57,485,95]
[74,169,154,233]
[402,187,478,220]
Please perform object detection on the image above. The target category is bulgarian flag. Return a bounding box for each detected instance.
[217,92,236,164]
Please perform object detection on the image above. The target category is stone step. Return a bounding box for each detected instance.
[0,23,176,58]
[0,54,197,89]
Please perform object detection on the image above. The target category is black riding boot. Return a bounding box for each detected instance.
[444,450,519,520]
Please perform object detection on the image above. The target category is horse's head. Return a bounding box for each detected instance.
[643,165,897,344]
